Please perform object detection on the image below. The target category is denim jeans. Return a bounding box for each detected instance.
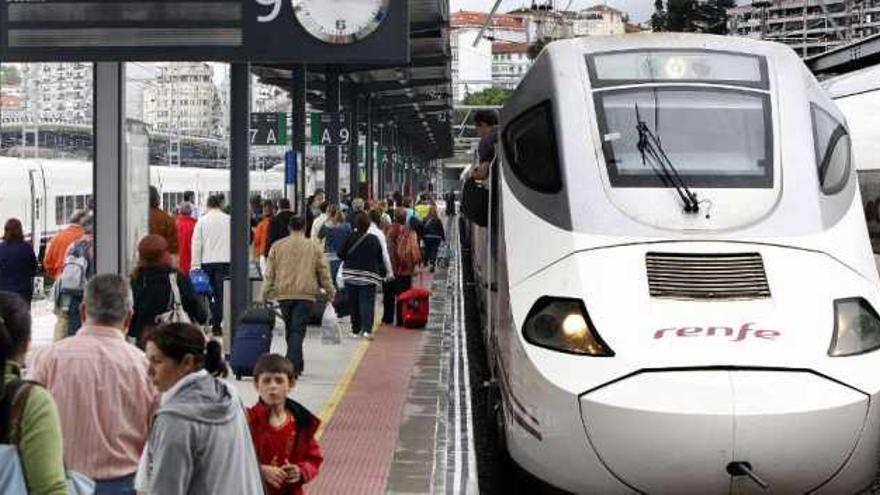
[94,473,136,495]
[202,262,230,329]
[66,293,83,336]
[279,299,313,374]
[348,284,377,335]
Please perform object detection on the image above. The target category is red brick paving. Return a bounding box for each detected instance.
[308,274,433,494]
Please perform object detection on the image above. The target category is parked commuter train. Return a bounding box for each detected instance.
[0,157,286,255]
[462,33,880,493]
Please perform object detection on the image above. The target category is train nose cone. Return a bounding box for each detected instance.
[579,371,867,494]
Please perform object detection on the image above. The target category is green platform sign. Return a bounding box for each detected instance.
[250,112,287,146]
[310,112,352,146]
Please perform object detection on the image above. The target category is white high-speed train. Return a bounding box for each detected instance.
[462,33,880,493]
[823,66,880,261]
[0,157,285,254]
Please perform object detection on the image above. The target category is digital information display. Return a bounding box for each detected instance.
[0,0,408,63]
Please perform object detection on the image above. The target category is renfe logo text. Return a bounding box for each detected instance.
[653,323,780,342]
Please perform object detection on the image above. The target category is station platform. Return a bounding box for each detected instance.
[24,221,479,494]
[230,257,478,494]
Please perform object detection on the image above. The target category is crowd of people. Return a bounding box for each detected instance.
[0,182,449,494]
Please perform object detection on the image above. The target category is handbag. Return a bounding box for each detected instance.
[461,178,489,227]
[189,269,213,296]
[155,273,192,326]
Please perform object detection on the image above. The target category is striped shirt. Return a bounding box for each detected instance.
[29,325,158,480]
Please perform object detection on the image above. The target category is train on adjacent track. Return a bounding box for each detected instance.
[0,157,286,256]
[462,33,880,493]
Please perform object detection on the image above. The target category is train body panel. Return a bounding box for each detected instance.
[0,156,286,256]
[465,33,880,493]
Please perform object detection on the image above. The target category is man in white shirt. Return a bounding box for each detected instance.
[309,201,329,240]
[191,194,231,335]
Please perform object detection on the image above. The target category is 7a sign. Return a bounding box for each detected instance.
[250,112,288,146]
[310,112,352,146]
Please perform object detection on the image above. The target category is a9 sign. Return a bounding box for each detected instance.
[256,0,284,23]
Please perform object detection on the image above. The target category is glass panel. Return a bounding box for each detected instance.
[596,88,772,188]
[503,103,562,193]
[1,62,94,349]
[591,51,766,88]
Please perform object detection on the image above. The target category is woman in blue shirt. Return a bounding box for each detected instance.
[0,219,38,303]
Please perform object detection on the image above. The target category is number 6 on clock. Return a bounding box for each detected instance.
[256,0,282,23]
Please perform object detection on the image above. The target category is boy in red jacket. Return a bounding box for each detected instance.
[248,354,323,495]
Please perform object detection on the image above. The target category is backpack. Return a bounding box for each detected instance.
[56,240,90,297]
[0,379,96,494]
[0,379,31,493]
[395,229,421,272]
[155,272,192,326]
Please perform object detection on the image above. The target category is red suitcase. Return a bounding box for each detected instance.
[398,287,431,328]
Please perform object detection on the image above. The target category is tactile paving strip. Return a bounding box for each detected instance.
[307,276,433,494]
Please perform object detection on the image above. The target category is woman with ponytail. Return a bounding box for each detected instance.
[136,323,262,494]
[0,291,67,494]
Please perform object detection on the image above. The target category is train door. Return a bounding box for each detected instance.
[28,164,48,295]
[27,165,47,257]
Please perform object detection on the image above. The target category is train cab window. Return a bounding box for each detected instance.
[502,102,563,193]
[594,88,772,188]
[812,104,851,195]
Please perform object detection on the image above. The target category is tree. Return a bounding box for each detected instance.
[651,0,666,32]
[666,0,700,32]
[699,0,737,35]
[463,87,513,107]
[652,0,736,34]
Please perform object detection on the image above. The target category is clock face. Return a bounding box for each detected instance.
[293,0,391,45]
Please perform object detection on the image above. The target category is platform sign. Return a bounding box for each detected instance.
[250,112,287,146]
[0,0,409,63]
[310,112,352,147]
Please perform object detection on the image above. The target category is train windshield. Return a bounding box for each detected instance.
[594,88,773,188]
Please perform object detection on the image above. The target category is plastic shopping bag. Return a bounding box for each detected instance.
[321,304,341,345]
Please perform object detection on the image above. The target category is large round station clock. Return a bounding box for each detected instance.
[292,0,392,45]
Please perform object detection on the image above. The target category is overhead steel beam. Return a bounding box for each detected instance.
[359,78,449,92]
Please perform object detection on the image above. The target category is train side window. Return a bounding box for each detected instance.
[812,104,851,195]
[65,196,74,220]
[56,197,65,225]
[502,101,563,194]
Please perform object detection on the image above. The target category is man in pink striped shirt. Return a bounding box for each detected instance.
[31,274,158,494]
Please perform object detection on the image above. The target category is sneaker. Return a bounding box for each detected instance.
[349,332,361,339]
[364,333,374,341]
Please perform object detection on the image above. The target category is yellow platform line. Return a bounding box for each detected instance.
[315,312,384,439]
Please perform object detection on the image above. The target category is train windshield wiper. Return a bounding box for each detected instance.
[634,105,699,213]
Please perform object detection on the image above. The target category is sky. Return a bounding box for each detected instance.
[449,0,657,23]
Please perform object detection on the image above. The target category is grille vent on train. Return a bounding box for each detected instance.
[646,252,771,300]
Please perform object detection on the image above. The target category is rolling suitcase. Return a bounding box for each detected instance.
[398,287,431,329]
[230,306,275,379]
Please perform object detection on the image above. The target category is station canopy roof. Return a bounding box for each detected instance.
[252,0,453,160]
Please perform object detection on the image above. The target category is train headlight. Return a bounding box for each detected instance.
[522,298,614,356]
[828,298,880,357]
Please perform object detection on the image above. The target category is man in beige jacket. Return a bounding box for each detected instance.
[262,215,335,377]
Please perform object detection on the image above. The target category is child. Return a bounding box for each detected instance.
[248,354,323,495]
